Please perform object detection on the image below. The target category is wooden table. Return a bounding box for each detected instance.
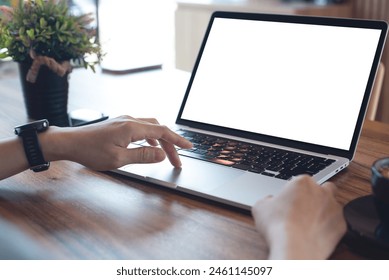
[0,61,389,259]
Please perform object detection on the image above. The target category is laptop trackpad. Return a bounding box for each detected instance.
[120,156,245,192]
[209,172,285,207]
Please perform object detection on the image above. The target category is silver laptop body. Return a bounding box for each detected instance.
[115,12,388,210]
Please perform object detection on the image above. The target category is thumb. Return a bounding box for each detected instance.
[125,146,166,164]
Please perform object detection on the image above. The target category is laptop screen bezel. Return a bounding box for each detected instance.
[175,11,388,160]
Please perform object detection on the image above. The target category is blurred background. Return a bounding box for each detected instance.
[68,0,389,124]
[1,0,388,123]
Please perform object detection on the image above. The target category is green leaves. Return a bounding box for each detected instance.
[26,28,35,40]
[0,0,102,70]
[39,17,47,28]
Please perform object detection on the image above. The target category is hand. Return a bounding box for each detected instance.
[41,115,193,170]
[251,175,347,260]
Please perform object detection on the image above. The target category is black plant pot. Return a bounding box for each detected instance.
[18,62,70,127]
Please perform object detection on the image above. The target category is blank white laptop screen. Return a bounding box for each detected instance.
[181,18,382,151]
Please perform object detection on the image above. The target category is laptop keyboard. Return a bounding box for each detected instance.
[174,130,336,180]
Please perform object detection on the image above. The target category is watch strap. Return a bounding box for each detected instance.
[19,130,50,172]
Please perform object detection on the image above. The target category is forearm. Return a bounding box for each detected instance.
[0,127,72,180]
[0,137,29,180]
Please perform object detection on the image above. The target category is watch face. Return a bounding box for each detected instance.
[14,119,49,135]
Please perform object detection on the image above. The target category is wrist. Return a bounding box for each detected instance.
[266,223,314,260]
[14,119,50,172]
[38,126,74,162]
[266,219,338,260]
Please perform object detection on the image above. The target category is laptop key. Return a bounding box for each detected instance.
[192,149,209,155]
[249,167,265,174]
[211,158,235,166]
[275,173,293,180]
[232,163,251,171]
[261,171,276,177]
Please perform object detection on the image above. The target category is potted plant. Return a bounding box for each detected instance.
[0,0,102,126]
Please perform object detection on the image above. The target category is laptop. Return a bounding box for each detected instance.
[114,11,388,210]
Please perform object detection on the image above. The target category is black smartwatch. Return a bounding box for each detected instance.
[14,119,50,172]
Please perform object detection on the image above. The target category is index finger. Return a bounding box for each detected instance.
[140,123,193,149]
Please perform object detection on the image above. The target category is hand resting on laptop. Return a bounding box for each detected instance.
[0,116,346,259]
[0,115,193,180]
[252,175,347,259]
